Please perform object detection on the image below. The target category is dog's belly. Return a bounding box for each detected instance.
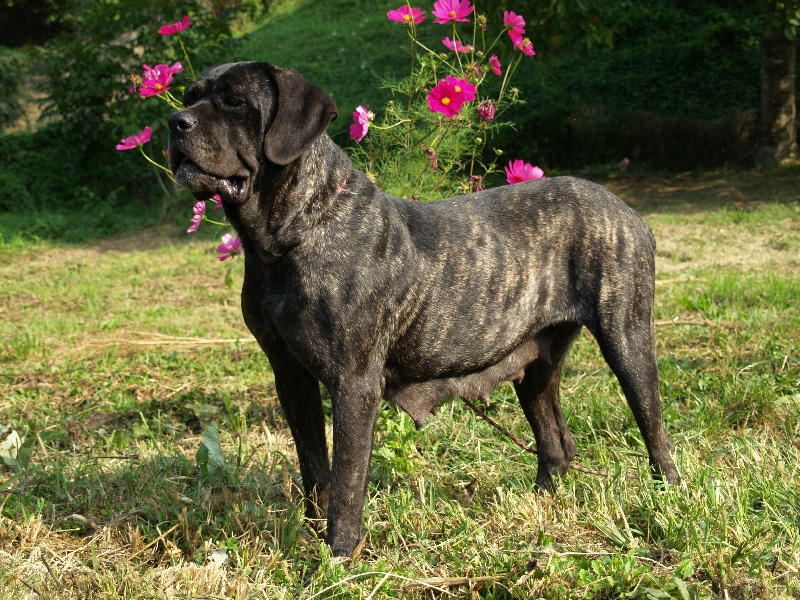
[382,245,574,426]
[384,337,542,427]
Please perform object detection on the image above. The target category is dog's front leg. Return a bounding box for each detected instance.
[270,354,331,520]
[242,264,332,519]
[325,378,382,557]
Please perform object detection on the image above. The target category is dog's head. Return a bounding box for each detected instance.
[168,62,338,203]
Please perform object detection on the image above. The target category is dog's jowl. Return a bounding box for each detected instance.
[168,61,680,557]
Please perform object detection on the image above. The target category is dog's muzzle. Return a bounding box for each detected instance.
[168,111,249,203]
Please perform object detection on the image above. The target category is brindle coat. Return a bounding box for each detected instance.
[168,61,680,557]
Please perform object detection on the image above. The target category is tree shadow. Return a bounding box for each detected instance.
[585,163,800,216]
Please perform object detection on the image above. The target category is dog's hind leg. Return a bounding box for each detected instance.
[590,313,680,485]
[514,324,581,493]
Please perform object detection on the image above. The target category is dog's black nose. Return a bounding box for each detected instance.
[168,111,197,133]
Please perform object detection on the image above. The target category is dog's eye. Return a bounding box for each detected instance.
[224,97,246,108]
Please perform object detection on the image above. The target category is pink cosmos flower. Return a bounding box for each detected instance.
[387,5,426,24]
[503,11,526,37]
[427,79,463,118]
[212,194,227,221]
[511,34,536,56]
[217,233,243,261]
[187,200,205,233]
[445,75,476,103]
[477,99,495,121]
[432,0,474,24]
[489,55,502,76]
[505,160,544,184]
[349,105,372,142]
[427,77,475,118]
[139,62,183,98]
[115,126,152,150]
[442,36,473,53]
[158,15,192,36]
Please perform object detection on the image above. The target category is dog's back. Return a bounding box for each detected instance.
[385,176,656,376]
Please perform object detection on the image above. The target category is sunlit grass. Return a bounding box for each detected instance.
[2,172,799,597]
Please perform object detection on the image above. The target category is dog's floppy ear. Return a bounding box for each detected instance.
[262,65,338,165]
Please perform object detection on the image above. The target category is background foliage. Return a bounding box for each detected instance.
[0,0,798,241]
[501,0,765,169]
[0,0,253,239]
[0,47,25,129]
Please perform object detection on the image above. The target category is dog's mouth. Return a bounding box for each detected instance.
[172,151,249,204]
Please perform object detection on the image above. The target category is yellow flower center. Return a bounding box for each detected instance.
[455,85,461,92]
[449,10,457,17]
[403,14,411,21]
[155,83,164,90]
[442,97,451,106]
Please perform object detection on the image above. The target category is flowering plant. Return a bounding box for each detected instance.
[348,1,544,197]
[116,3,546,267]
[114,15,241,266]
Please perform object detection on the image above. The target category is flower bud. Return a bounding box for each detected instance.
[477,99,495,122]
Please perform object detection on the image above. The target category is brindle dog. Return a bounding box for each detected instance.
[168,61,680,557]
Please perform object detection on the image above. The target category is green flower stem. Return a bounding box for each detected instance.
[412,38,439,56]
[451,24,465,71]
[497,52,524,105]
[471,11,479,59]
[202,216,226,226]
[468,125,491,180]
[365,126,375,170]
[482,30,506,59]
[156,91,183,110]
[493,102,518,122]
[407,24,417,146]
[373,120,411,132]
[178,37,195,80]
[410,121,443,149]
[138,146,175,181]
[166,90,183,109]
[415,127,445,189]
[429,164,455,194]
[392,167,413,198]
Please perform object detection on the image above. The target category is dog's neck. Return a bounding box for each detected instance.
[225,134,358,264]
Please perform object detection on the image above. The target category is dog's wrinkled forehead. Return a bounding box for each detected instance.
[182,62,277,113]
[175,61,337,166]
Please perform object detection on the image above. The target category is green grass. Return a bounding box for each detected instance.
[0,201,163,247]
[232,0,418,142]
[2,170,799,598]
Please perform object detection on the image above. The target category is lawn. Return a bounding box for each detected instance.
[1,166,799,598]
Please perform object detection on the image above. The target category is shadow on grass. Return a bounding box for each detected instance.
[0,200,162,248]
[587,162,800,216]
[1,387,311,564]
